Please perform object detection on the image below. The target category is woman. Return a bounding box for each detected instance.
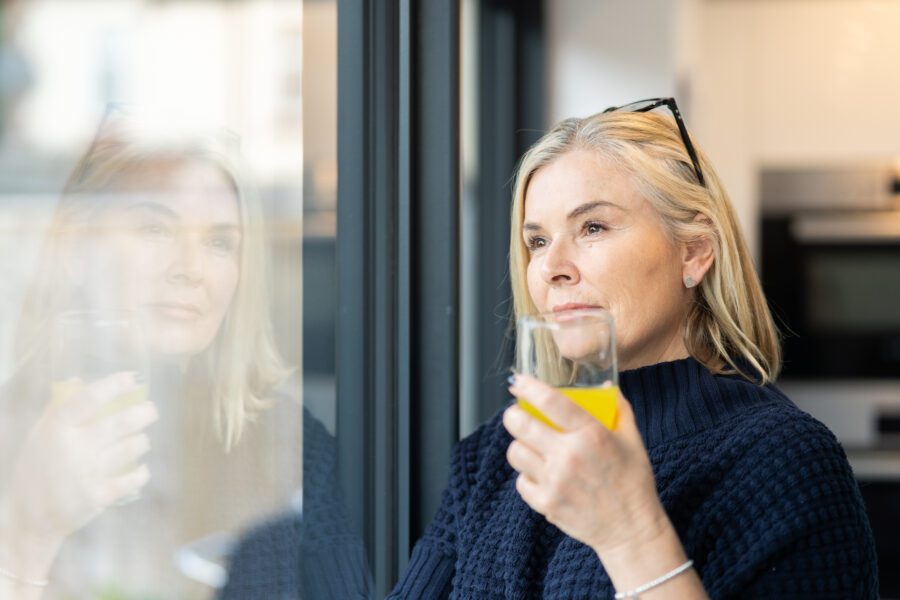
[0,112,301,598]
[389,99,878,598]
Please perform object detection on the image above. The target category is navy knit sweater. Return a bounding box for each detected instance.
[220,408,371,599]
[388,357,878,599]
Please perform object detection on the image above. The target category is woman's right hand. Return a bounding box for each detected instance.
[1,372,157,568]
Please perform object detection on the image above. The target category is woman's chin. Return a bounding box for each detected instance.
[143,313,221,357]
[146,331,214,360]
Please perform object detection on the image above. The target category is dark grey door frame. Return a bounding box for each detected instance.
[336,0,543,594]
[336,0,460,595]
[471,0,545,426]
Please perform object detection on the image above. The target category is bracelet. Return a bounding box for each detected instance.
[0,565,49,588]
[613,559,693,599]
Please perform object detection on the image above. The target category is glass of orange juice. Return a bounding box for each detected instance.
[51,309,151,496]
[516,308,617,430]
[52,309,150,414]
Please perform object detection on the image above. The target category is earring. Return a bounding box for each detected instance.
[684,276,696,289]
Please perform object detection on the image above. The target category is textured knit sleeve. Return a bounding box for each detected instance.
[387,427,478,599]
[699,411,878,599]
[221,408,372,599]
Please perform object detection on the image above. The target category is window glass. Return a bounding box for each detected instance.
[0,1,339,597]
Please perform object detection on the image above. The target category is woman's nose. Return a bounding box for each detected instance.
[166,236,205,285]
[539,236,580,285]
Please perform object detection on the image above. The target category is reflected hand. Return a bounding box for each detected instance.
[4,372,157,544]
[503,374,669,557]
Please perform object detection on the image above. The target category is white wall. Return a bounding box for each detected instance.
[712,0,900,162]
[547,0,676,122]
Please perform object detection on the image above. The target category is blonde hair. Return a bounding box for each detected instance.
[16,122,292,449]
[509,110,781,384]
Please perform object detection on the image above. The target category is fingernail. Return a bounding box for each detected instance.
[507,374,517,386]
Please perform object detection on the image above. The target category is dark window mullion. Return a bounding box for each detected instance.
[396,0,414,576]
[409,0,461,545]
[337,0,461,595]
[337,0,401,595]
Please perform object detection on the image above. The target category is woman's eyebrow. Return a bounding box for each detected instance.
[210,223,241,234]
[126,202,240,231]
[126,201,179,220]
[566,200,619,221]
[523,200,620,232]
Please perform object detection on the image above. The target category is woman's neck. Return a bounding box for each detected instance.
[619,328,690,372]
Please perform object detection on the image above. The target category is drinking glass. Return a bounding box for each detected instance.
[515,308,618,430]
[51,309,151,499]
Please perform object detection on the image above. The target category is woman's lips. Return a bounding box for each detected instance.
[552,303,602,313]
[147,303,202,321]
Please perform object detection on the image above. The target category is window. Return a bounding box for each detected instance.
[0,2,321,597]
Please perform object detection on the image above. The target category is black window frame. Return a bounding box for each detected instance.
[337,0,460,594]
[335,0,543,594]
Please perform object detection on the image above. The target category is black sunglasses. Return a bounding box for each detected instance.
[602,97,705,188]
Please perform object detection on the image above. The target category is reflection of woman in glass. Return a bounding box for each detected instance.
[0,115,301,598]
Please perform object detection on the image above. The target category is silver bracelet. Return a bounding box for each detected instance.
[0,565,49,588]
[613,559,694,599]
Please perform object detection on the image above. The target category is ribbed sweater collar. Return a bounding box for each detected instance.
[618,357,776,449]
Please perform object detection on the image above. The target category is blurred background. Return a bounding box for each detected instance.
[0,0,898,597]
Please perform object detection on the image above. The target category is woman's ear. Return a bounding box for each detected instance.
[680,216,714,289]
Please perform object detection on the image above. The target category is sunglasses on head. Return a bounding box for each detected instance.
[602,97,705,188]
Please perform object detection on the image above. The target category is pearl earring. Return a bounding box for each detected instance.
[684,276,696,289]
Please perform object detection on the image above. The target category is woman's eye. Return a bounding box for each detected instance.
[584,221,605,235]
[139,222,172,238]
[526,236,547,251]
[209,236,237,254]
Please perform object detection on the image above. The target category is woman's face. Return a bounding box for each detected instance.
[522,150,692,370]
[78,162,242,357]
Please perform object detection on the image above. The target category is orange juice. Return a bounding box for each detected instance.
[51,379,86,405]
[518,385,618,431]
[52,380,149,424]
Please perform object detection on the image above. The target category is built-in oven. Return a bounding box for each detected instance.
[760,164,900,597]
[761,172,900,378]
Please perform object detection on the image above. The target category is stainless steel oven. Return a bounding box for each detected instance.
[762,211,900,378]
[760,164,900,596]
